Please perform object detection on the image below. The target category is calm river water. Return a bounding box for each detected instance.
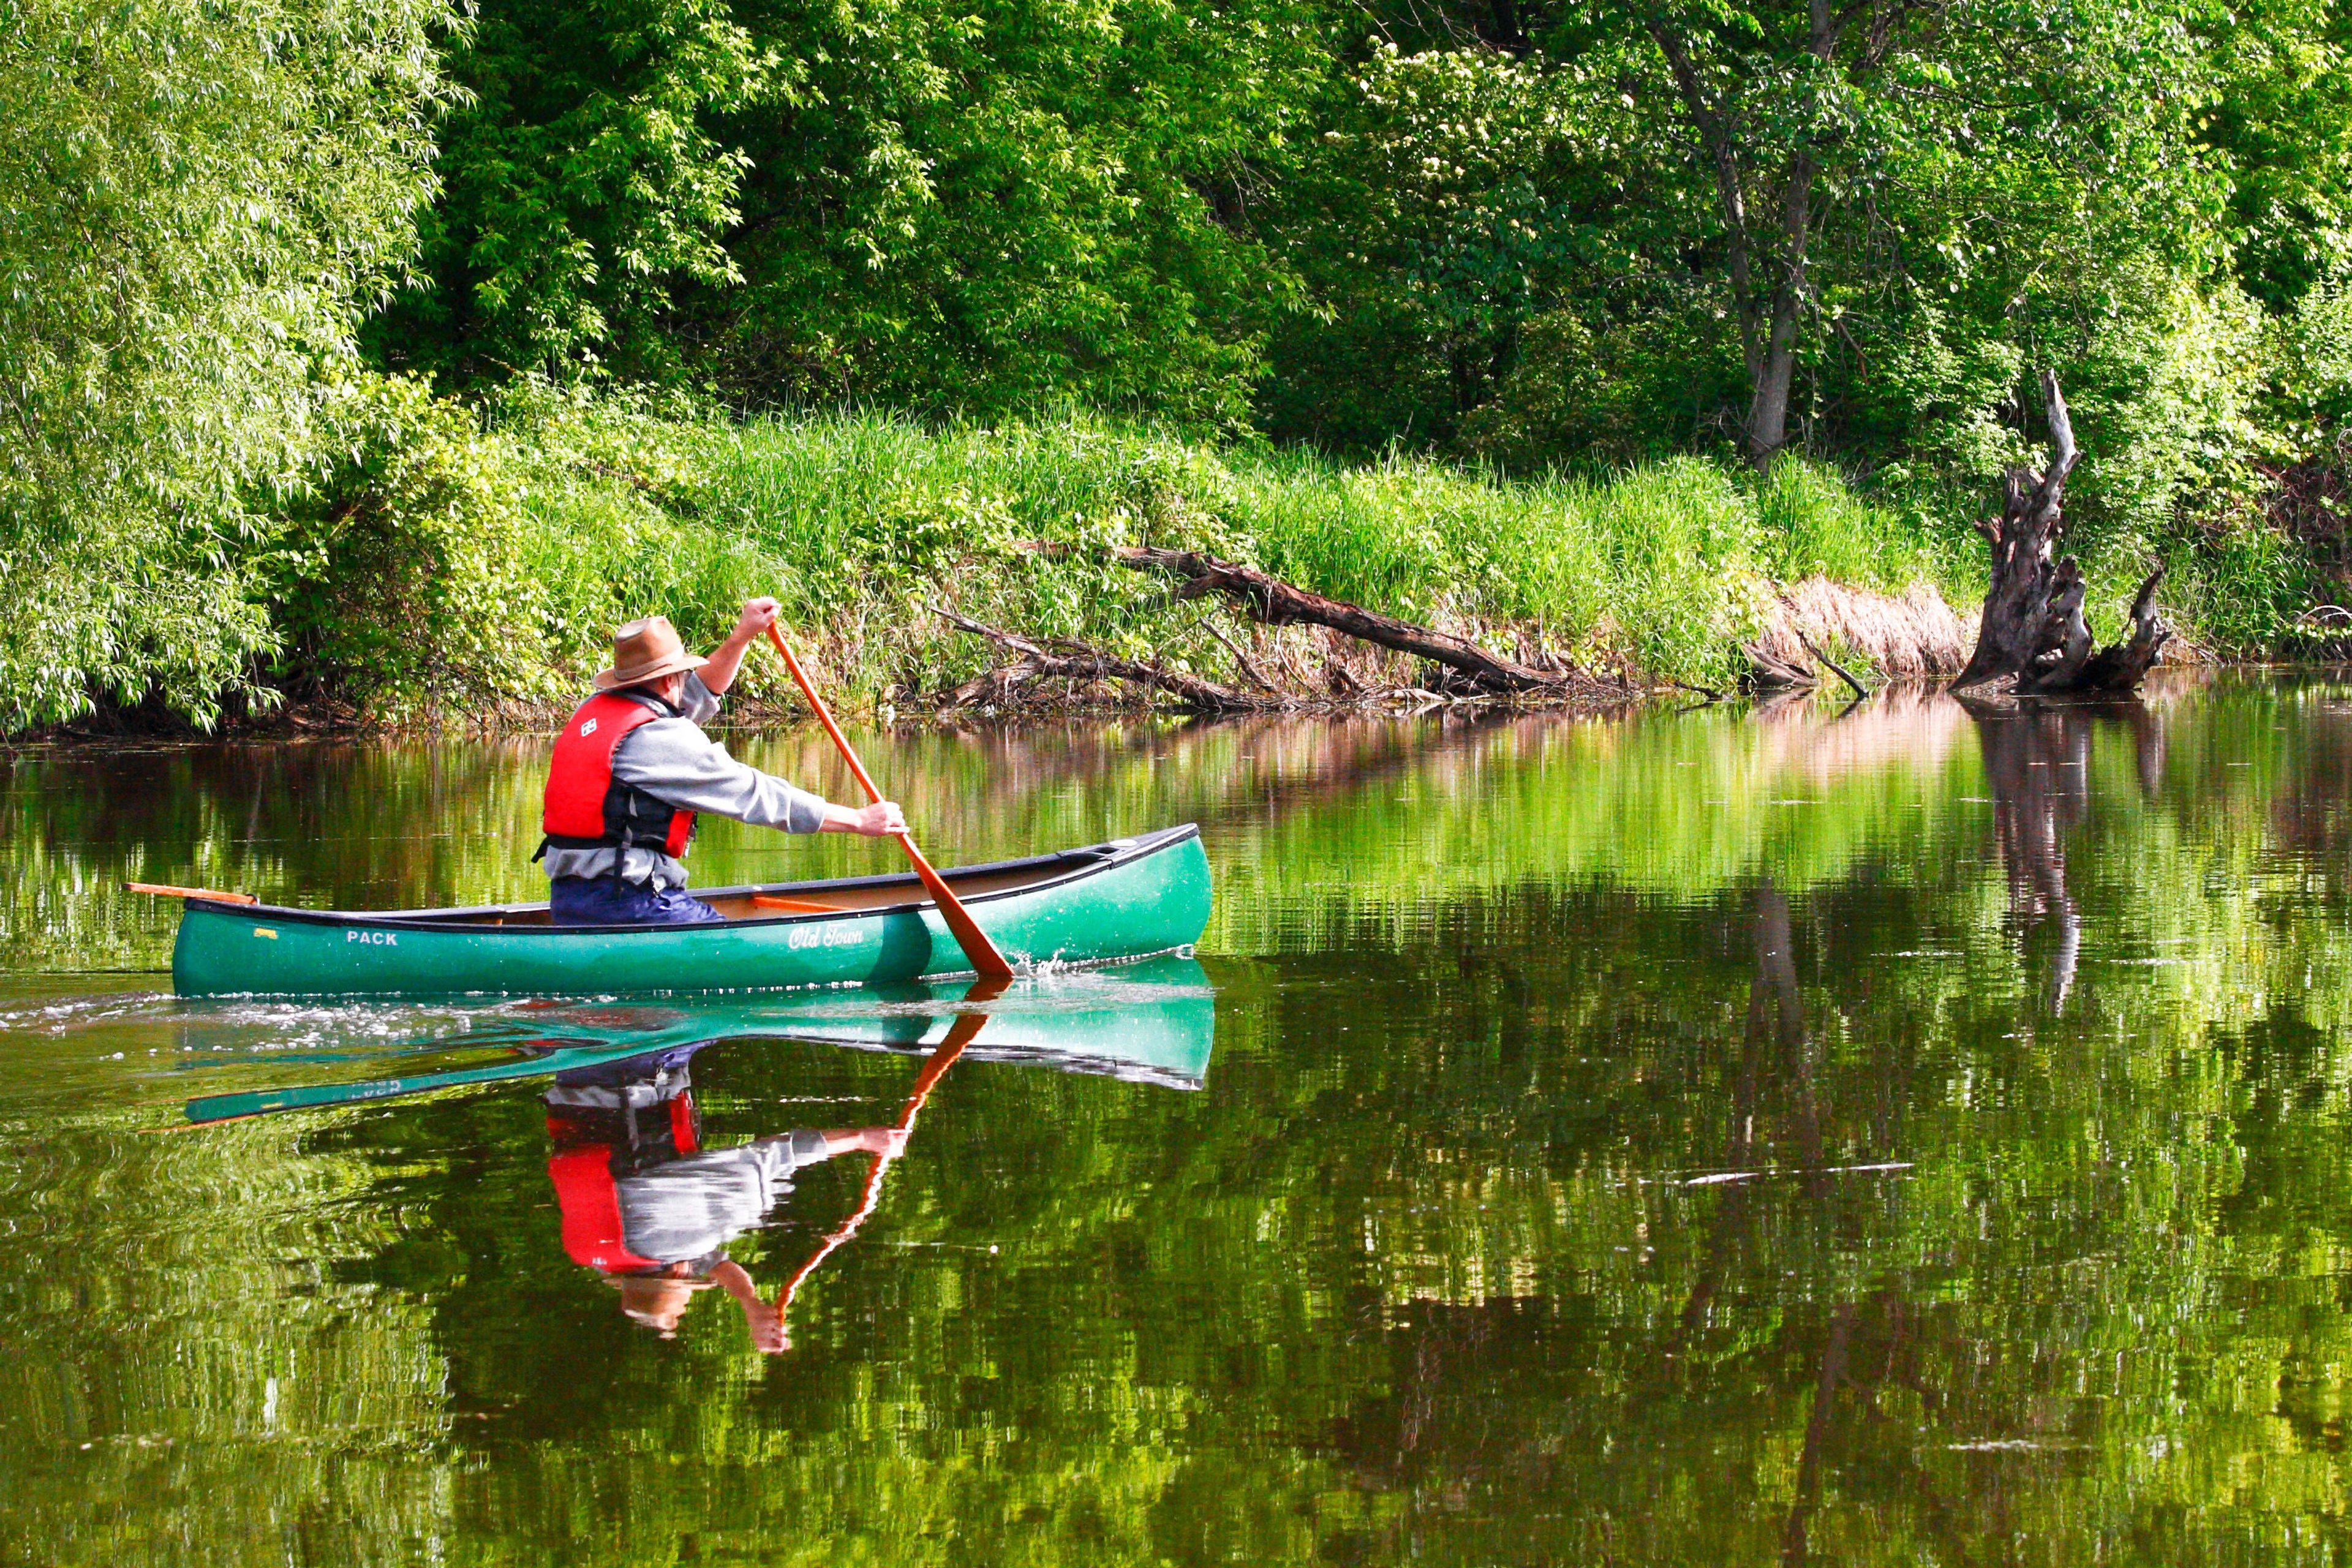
[7,674,2352,1564]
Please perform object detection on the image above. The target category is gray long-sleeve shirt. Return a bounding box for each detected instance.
[614,1129,834,1265]
[543,674,831,889]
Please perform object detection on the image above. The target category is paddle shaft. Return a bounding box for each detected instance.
[764,625,1014,979]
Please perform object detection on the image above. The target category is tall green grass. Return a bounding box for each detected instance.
[677,408,1986,695]
[303,386,2293,717]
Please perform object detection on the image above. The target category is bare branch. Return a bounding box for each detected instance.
[1795,630,1871,698]
[933,607,1278,712]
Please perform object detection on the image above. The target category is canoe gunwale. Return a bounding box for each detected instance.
[182,823,1202,935]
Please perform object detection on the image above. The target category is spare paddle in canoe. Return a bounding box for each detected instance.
[126,881,257,905]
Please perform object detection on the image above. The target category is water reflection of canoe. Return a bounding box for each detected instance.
[520,959,1218,1087]
[179,959,1218,1123]
[171,826,1212,998]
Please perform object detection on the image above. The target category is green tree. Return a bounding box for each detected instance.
[1615,0,2223,467]
[363,0,772,385]
[2199,0,2352,312]
[1265,0,2242,474]
[377,0,1330,424]
[0,0,453,727]
[707,0,1334,424]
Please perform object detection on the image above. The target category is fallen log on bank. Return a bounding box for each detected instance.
[1953,371,2169,695]
[1017,541,1612,697]
[935,547,1626,714]
[933,608,1286,713]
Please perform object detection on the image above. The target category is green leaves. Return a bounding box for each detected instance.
[0,0,452,727]
[369,0,1327,424]
[368,0,773,384]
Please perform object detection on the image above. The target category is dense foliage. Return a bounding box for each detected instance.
[364,0,1327,424]
[9,0,2352,724]
[0,0,451,728]
[258,393,1984,715]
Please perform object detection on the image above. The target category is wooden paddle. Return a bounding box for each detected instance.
[764,624,1014,979]
[124,881,257,905]
[773,978,1006,1338]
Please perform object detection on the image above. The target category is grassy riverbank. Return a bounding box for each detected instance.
[219,379,2312,730]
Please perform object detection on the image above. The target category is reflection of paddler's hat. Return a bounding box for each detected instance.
[594,616,707,692]
[611,1270,715,1339]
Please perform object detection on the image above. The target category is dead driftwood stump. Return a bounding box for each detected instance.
[1952,371,2168,696]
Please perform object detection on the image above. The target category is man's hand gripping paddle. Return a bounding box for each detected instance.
[764,625,1014,981]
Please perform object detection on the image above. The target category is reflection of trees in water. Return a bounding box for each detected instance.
[1329,883,1962,1564]
[22,808,2352,1562]
[2272,697,2352,870]
[1317,847,2268,1562]
[1721,889,1887,1566]
[1968,698,2164,1012]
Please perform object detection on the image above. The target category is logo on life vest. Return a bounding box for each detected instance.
[346,930,399,946]
[579,717,599,737]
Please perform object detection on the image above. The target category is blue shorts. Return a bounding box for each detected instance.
[549,878,725,927]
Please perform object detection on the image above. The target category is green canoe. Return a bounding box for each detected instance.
[171,824,1212,998]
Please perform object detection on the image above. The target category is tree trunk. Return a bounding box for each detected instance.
[1951,371,2169,695]
[1743,152,1814,466]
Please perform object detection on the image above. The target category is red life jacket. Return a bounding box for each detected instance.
[541,692,696,861]
[549,1145,667,1273]
[547,1086,701,1275]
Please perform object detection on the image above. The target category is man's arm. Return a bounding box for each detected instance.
[613,722,909,837]
[817,1127,907,1156]
[699,597,778,696]
[747,1127,900,1158]
[709,1260,788,1353]
[614,721,832,830]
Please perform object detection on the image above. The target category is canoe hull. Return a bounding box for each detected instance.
[173,827,1212,998]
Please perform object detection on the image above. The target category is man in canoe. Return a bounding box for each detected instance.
[539,599,905,925]
[543,1041,903,1351]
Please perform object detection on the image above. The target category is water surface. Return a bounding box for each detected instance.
[7,675,2352,1564]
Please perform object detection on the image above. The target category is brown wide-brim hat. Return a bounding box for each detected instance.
[595,615,708,692]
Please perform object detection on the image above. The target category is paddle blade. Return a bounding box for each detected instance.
[891,835,1016,979]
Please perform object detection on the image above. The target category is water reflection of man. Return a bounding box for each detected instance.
[543,1043,902,1351]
